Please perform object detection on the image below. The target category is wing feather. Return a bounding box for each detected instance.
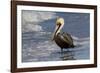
[61,32,73,45]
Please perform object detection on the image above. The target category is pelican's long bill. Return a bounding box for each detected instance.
[52,17,64,41]
[52,24,61,41]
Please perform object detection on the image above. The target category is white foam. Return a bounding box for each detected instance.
[22,10,57,32]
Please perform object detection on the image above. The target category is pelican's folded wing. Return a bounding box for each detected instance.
[62,32,73,45]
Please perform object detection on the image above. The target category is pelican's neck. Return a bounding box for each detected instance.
[56,27,61,35]
[56,24,63,35]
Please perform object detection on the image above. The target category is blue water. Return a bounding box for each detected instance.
[22,32,90,62]
[22,11,90,62]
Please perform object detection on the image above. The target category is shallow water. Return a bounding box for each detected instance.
[22,11,90,62]
[22,32,90,62]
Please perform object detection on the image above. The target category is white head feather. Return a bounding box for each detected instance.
[55,17,64,34]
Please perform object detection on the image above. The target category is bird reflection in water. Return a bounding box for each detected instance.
[60,50,76,60]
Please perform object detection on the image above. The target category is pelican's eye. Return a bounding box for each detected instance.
[57,23,61,26]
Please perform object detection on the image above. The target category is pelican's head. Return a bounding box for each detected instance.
[52,17,64,41]
[56,17,64,27]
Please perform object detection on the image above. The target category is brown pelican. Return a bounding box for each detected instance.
[52,17,75,51]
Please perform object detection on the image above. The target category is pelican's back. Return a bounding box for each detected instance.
[62,32,73,45]
[54,32,74,49]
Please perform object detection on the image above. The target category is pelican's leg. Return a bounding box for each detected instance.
[60,48,63,60]
[61,48,63,52]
